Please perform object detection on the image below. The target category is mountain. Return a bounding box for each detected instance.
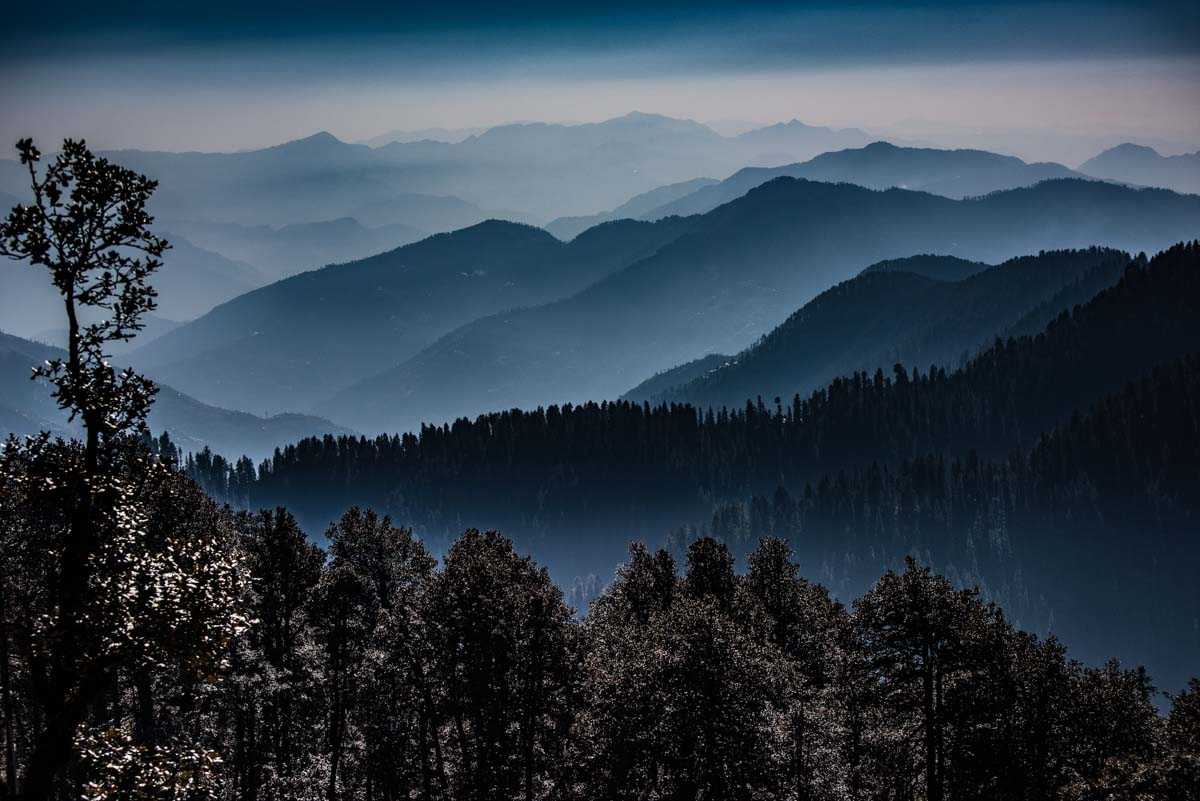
[0,132,504,233]
[620,354,733,403]
[626,248,1131,409]
[370,112,741,219]
[237,243,1200,535]
[733,119,874,164]
[360,126,488,147]
[642,142,1085,219]
[0,115,902,232]
[32,313,182,355]
[860,254,990,281]
[317,179,1200,434]
[1079,143,1200,194]
[0,331,352,459]
[130,216,701,415]
[545,178,719,241]
[226,244,1200,699]
[160,217,428,281]
[0,234,265,339]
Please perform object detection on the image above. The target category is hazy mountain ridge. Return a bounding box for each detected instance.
[733,118,875,163]
[229,245,1200,700]
[620,354,734,404]
[859,253,990,281]
[0,113,889,229]
[628,248,1132,409]
[161,217,429,281]
[641,141,1087,220]
[130,215,702,415]
[359,126,488,147]
[545,178,719,241]
[0,233,266,339]
[0,331,351,459]
[1079,143,1200,195]
[317,178,1199,434]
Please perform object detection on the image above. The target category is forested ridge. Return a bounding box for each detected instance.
[197,243,1200,546]
[633,247,1133,409]
[700,353,1200,693]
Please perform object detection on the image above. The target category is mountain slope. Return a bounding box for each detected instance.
[643,142,1085,219]
[161,217,428,281]
[1079,143,1200,195]
[0,115,884,227]
[131,216,701,414]
[0,132,510,231]
[860,254,990,281]
[545,177,719,241]
[0,331,351,459]
[318,179,1200,434]
[733,119,874,164]
[628,248,1131,409]
[244,244,1200,600]
[0,234,265,338]
[621,354,733,404]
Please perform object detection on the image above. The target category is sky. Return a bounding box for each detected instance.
[1,1,1197,162]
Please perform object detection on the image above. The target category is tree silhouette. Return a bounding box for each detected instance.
[0,140,248,801]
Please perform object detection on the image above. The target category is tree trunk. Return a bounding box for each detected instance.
[923,646,939,801]
[1,588,17,800]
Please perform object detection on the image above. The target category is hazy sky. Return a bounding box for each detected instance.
[1,1,1197,161]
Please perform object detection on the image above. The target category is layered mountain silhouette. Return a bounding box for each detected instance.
[0,114,887,228]
[131,217,700,414]
[0,235,265,338]
[640,142,1086,220]
[235,244,1200,697]
[359,126,487,147]
[732,119,875,164]
[859,254,989,281]
[0,132,510,231]
[624,248,1132,409]
[545,178,718,241]
[315,178,1199,434]
[161,217,428,281]
[0,331,351,459]
[1079,143,1200,195]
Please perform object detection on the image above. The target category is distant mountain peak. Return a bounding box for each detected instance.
[270,131,348,152]
[1078,143,1200,193]
[1105,142,1161,157]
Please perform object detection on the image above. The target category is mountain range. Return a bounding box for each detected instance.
[0,114,900,229]
[0,235,266,339]
[545,178,719,241]
[314,178,1199,434]
[0,331,351,459]
[130,217,700,415]
[636,141,1087,220]
[225,242,1200,696]
[160,217,429,281]
[624,248,1132,409]
[1079,143,1200,195]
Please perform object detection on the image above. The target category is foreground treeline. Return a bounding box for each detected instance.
[4,451,1199,799]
